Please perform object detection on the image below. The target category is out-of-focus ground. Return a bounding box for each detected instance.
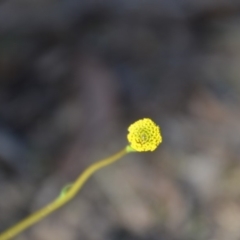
[1,0,240,240]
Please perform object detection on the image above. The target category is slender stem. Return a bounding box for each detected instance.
[0,147,128,240]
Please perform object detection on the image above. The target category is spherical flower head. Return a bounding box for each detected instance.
[127,118,162,152]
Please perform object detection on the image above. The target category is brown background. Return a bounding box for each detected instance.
[1,0,240,240]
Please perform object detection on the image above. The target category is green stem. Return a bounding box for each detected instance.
[0,147,129,240]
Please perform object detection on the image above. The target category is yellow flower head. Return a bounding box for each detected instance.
[127,118,162,152]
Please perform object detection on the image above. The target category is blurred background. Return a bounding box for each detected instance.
[1,0,240,239]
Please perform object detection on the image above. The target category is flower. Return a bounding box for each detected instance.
[127,118,162,152]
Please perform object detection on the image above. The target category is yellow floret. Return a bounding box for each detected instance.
[127,118,162,152]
